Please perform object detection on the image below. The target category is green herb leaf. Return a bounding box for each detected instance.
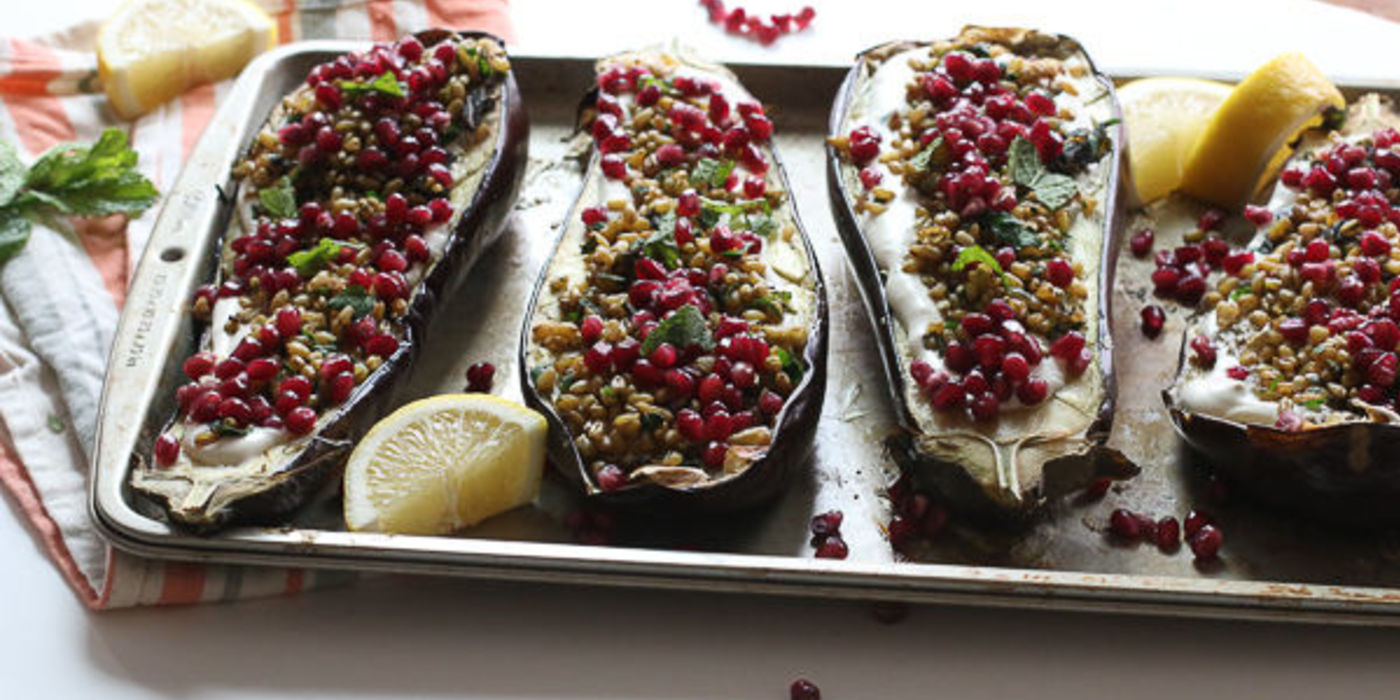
[327,284,374,319]
[1302,397,1326,410]
[287,237,361,276]
[773,346,803,382]
[259,176,297,219]
[747,208,777,239]
[951,244,1003,274]
[983,212,1039,249]
[640,304,713,356]
[213,421,250,438]
[908,136,947,173]
[1230,286,1251,300]
[753,289,792,316]
[340,70,406,100]
[642,212,680,268]
[46,413,64,433]
[1009,136,1078,209]
[15,128,157,217]
[692,158,735,188]
[0,209,32,265]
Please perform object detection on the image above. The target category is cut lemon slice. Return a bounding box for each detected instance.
[97,0,278,120]
[1117,77,1232,204]
[343,394,548,535]
[1178,53,1345,208]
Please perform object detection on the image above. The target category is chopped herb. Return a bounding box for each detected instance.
[951,243,1003,274]
[746,208,777,238]
[259,176,297,218]
[698,196,769,231]
[287,237,361,276]
[212,421,250,438]
[1302,397,1326,410]
[596,271,629,287]
[774,346,803,382]
[640,212,681,269]
[580,234,598,254]
[340,70,406,99]
[46,413,64,433]
[1321,106,1346,132]
[327,284,374,319]
[753,289,792,315]
[691,158,735,188]
[1009,137,1078,209]
[639,75,678,96]
[640,304,713,356]
[908,136,947,173]
[983,211,1039,249]
[1230,286,1251,300]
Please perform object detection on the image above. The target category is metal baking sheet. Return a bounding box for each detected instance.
[91,40,1400,625]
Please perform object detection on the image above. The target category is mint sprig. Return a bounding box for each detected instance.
[0,128,158,265]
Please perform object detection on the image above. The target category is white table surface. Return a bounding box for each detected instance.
[8,1,1400,697]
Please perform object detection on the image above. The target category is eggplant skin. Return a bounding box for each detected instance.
[518,51,829,514]
[826,27,1128,521]
[132,30,530,533]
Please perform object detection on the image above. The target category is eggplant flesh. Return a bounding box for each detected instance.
[519,47,828,511]
[827,27,1126,518]
[1165,95,1400,525]
[131,31,529,532]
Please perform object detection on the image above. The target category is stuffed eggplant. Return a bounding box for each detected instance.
[131,30,528,532]
[827,27,1126,518]
[520,48,828,511]
[1165,95,1400,524]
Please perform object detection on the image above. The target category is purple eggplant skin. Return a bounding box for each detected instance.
[826,28,1129,522]
[1165,346,1400,527]
[519,62,829,514]
[131,30,529,533]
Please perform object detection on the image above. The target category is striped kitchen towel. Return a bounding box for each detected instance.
[0,0,511,608]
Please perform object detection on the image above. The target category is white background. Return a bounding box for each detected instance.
[8,1,1400,698]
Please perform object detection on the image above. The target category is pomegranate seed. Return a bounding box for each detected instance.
[790,679,821,700]
[1184,509,1213,539]
[596,464,628,492]
[1049,331,1085,360]
[1197,208,1226,231]
[154,433,180,466]
[1189,335,1216,368]
[1151,266,1180,295]
[1362,230,1391,257]
[1001,352,1030,383]
[246,358,278,383]
[190,393,221,422]
[1156,516,1180,551]
[1243,205,1274,226]
[796,5,816,27]
[214,357,245,380]
[1045,258,1074,288]
[217,396,252,425]
[365,333,399,358]
[1174,274,1206,306]
[183,352,217,379]
[1109,508,1141,539]
[1189,525,1223,561]
[1226,366,1250,380]
[655,143,685,167]
[327,371,355,404]
[810,510,844,536]
[858,166,882,190]
[930,381,966,411]
[1129,228,1154,257]
[702,441,728,468]
[969,391,999,421]
[285,406,316,435]
[1084,477,1111,500]
[814,535,848,559]
[649,342,678,368]
[600,154,627,179]
[1140,304,1166,339]
[281,375,312,400]
[580,315,604,344]
[463,361,495,393]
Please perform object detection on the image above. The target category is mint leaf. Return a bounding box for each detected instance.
[773,346,803,382]
[642,212,680,269]
[640,304,712,356]
[747,208,776,238]
[753,289,792,315]
[1009,136,1077,210]
[692,158,734,188]
[259,177,296,218]
[951,244,1002,274]
[340,70,406,100]
[983,212,1038,249]
[908,136,946,173]
[327,284,374,319]
[287,237,360,276]
[14,128,157,217]
[0,208,31,265]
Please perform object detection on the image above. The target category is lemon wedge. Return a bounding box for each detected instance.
[1117,77,1232,204]
[343,394,548,535]
[97,0,278,120]
[1178,53,1345,208]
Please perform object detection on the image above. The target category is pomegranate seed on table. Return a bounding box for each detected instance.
[1109,508,1141,539]
[790,678,821,700]
[1140,304,1166,339]
[1189,525,1224,561]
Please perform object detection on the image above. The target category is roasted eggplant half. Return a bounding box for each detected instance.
[1165,95,1400,524]
[131,31,528,532]
[827,27,1126,518]
[520,48,828,511]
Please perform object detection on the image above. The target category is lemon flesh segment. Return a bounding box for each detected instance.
[98,0,277,119]
[1118,77,1232,204]
[343,395,548,535]
[1178,52,1344,209]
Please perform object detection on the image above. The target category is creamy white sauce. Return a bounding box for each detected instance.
[182,425,288,465]
[1175,317,1280,425]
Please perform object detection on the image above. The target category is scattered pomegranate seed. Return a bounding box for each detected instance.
[1084,477,1112,501]
[1243,205,1274,226]
[1109,508,1140,539]
[1129,228,1155,257]
[810,510,843,536]
[465,361,495,392]
[595,464,628,491]
[1140,304,1166,339]
[1189,524,1223,561]
[1155,516,1180,551]
[790,678,821,700]
[154,433,180,466]
[701,1,815,45]
[1183,509,1212,539]
[814,535,848,559]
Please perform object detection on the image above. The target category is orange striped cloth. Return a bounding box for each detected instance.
[0,0,511,609]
